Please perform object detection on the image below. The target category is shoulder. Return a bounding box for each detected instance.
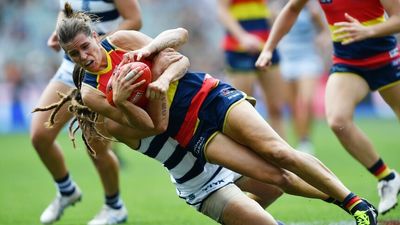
[108,30,152,50]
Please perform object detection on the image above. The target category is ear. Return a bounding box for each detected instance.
[92,31,100,41]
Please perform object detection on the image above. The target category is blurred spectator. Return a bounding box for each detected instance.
[4,60,26,131]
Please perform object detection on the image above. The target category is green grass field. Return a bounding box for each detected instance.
[0,118,399,225]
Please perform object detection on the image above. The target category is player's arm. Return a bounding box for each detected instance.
[48,11,64,52]
[216,0,263,53]
[81,84,162,135]
[147,49,190,99]
[112,28,188,63]
[256,0,307,68]
[114,0,142,31]
[263,0,306,52]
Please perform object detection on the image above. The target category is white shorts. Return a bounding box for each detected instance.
[50,58,75,87]
[176,167,242,211]
[280,52,323,81]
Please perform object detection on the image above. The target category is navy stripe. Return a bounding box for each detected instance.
[83,72,99,89]
[144,133,169,158]
[163,145,186,169]
[92,9,119,22]
[238,19,269,31]
[101,38,115,51]
[167,72,206,138]
[333,36,396,59]
[175,159,206,184]
[200,166,224,189]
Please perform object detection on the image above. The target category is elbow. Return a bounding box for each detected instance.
[154,121,168,133]
[182,56,190,72]
[176,27,189,44]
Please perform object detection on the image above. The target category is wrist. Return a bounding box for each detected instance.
[115,99,130,109]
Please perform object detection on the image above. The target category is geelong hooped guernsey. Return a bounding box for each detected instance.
[59,0,122,35]
[319,0,398,68]
[222,0,271,52]
[138,134,240,209]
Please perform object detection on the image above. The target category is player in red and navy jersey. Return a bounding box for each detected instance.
[217,0,286,137]
[256,0,400,217]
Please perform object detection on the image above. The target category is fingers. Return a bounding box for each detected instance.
[125,68,143,81]
[146,82,166,100]
[255,57,271,69]
[344,13,358,23]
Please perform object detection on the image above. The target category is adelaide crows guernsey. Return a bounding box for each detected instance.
[222,0,271,53]
[319,0,398,68]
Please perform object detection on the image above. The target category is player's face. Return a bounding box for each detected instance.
[63,32,104,71]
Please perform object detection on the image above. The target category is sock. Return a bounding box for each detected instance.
[106,192,123,209]
[55,173,76,196]
[368,158,393,181]
[342,193,364,214]
[324,197,348,214]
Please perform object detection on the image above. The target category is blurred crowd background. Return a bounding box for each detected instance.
[0,0,394,133]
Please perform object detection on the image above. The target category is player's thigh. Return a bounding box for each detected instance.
[201,184,276,225]
[221,186,277,225]
[235,176,283,208]
[227,71,257,94]
[379,82,400,118]
[205,131,288,185]
[257,66,285,106]
[223,100,289,151]
[325,73,369,120]
[31,81,74,139]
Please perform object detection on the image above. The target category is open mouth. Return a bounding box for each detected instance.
[85,60,93,67]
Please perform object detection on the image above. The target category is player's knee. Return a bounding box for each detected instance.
[327,114,350,135]
[30,128,54,152]
[268,105,284,119]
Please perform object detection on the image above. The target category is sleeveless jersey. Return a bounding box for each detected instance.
[83,38,152,95]
[222,0,271,52]
[319,0,398,68]
[83,38,127,94]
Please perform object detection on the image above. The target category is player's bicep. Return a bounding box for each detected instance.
[109,30,152,51]
[381,0,400,17]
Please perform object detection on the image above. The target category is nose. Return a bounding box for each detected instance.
[79,50,88,60]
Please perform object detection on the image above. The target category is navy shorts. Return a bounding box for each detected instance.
[225,50,280,72]
[330,58,400,91]
[186,82,246,160]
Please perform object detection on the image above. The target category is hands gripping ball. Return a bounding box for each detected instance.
[106,61,152,108]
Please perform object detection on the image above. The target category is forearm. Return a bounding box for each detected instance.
[147,96,169,134]
[160,55,189,83]
[262,2,303,52]
[367,15,400,38]
[217,1,248,40]
[146,28,188,54]
[116,100,156,130]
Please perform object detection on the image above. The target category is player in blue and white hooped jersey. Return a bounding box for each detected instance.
[54,7,379,225]
[106,121,286,225]
[30,1,141,224]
